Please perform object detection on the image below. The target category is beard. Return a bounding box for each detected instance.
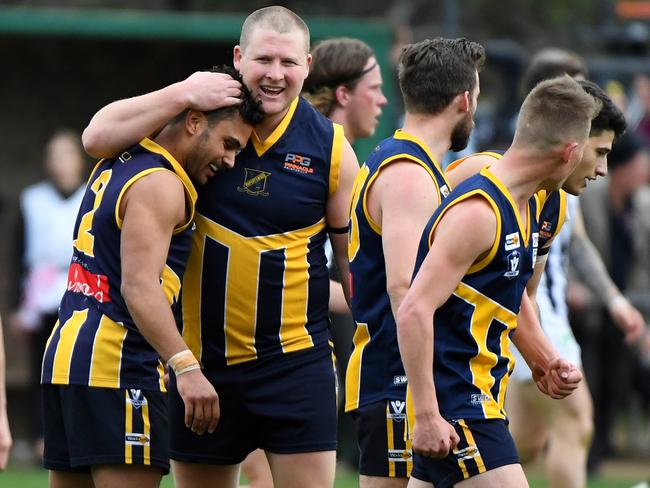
[450,113,474,152]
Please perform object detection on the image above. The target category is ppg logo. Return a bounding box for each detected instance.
[285,153,311,167]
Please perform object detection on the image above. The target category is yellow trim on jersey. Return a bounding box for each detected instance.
[182,214,326,366]
[139,138,198,233]
[454,282,517,419]
[348,164,370,262]
[553,189,568,242]
[87,159,105,184]
[50,309,89,384]
[114,168,166,229]
[480,168,531,247]
[160,264,182,305]
[406,435,413,477]
[362,154,444,235]
[329,123,344,196]
[393,130,446,174]
[386,406,396,477]
[251,97,299,157]
[157,362,166,391]
[88,314,128,389]
[459,420,487,473]
[426,189,502,275]
[142,401,151,465]
[344,322,371,412]
[445,151,502,174]
[125,391,133,464]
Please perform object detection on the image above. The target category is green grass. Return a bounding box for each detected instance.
[0,466,643,488]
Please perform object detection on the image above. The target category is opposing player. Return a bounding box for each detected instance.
[82,7,359,488]
[345,38,485,487]
[397,76,597,488]
[41,67,262,488]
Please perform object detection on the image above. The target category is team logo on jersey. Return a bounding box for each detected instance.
[532,232,539,264]
[504,250,520,279]
[387,449,413,462]
[283,153,314,174]
[440,185,450,198]
[470,393,491,406]
[67,262,111,303]
[388,400,406,421]
[504,232,520,251]
[393,375,408,386]
[128,389,147,409]
[453,444,480,461]
[540,220,554,239]
[125,433,150,446]
[238,168,270,197]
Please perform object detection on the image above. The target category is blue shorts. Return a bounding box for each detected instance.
[169,345,337,465]
[42,384,169,473]
[351,399,412,478]
[411,418,519,488]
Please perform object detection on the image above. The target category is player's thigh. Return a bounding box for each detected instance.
[91,464,162,488]
[49,471,94,488]
[266,450,336,488]
[407,475,433,488]
[548,376,593,437]
[454,463,529,488]
[171,460,241,488]
[506,380,549,453]
[241,449,273,488]
[360,473,408,488]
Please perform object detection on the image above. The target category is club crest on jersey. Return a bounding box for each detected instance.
[283,153,314,174]
[440,185,450,198]
[128,389,147,409]
[238,168,270,197]
[504,232,520,251]
[504,250,520,279]
[388,400,407,421]
[540,220,554,239]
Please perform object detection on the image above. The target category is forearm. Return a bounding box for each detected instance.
[513,294,557,372]
[83,82,189,158]
[329,279,350,314]
[329,232,351,306]
[122,282,190,363]
[0,317,6,409]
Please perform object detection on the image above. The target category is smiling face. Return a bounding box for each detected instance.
[184,114,253,184]
[562,129,614,195]
[234,26,311,123]
[344,58,387,140]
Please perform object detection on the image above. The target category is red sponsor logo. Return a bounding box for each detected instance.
[67,263,111,303]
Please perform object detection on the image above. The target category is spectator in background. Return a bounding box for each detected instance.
[9,129,86,460]
[577,132,650,467]
[0,315,12,470]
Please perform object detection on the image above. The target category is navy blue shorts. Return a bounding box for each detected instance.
[42,384,169,473]
[351,399,412,478]
[411,418,519,488]
[169,345,337,465]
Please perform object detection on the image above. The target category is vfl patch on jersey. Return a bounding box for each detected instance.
[393,375,408,386]
[283,153,314,174]
[125,433,150,446]
[388,449,413,462]
[504,250,520,279]
[540,220,554,239]
[237,168,270,196]
[440,185,450,198]
[128,389,147,409]
[388,400,407,421]
[504,232,520,251]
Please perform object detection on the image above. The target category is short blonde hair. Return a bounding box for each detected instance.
[240,6,310,53]
[514,75,601,150]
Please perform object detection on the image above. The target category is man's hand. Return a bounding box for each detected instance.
[175,369,220,435]
[532,357,582,399]
[182,72,243,112]
[608,295,646,344]
[411,413,460,458]
[0,410,11,470]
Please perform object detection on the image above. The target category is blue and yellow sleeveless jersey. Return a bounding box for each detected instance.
[447,152,567,257]
[345,130,451,412]
[41,138,197,391]
[181,97,344,368]
[414,168,539,420]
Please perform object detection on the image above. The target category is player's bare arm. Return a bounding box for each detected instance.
[444,153,497,189]
[83,71,243,159]
[570,203,646,343]
[119,170,219,436]
[396,196,496,458]
[366,160,440,317]
[0,316,11,470]
[327,138,358,306]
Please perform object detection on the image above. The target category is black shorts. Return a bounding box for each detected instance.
[42,384,169,473]
[169,345,337,465]
[410,418,519,488]
[351,399,412,478]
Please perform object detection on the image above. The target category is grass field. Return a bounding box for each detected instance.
[0,465,645,488]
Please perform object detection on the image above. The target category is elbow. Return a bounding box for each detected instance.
[82,124,112,159]
[396,299,418,342]
[120,278,147,307]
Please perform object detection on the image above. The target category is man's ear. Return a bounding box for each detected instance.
[457,90,470,113]
[233,45,243,70]
[186,110,207,135]
[562,141,580,165]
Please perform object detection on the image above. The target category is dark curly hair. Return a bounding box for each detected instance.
[205,65,264,126]
[577,79,627,140]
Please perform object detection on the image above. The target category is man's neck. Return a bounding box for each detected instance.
[255,105,292,142]
[401,112,453,166]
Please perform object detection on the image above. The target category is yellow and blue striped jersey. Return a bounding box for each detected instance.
[41,138,197,391]
[414,168,538,420]
[345,130,451,412]
[181,97,344,367]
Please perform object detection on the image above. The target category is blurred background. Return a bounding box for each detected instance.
[1,0,650,485]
